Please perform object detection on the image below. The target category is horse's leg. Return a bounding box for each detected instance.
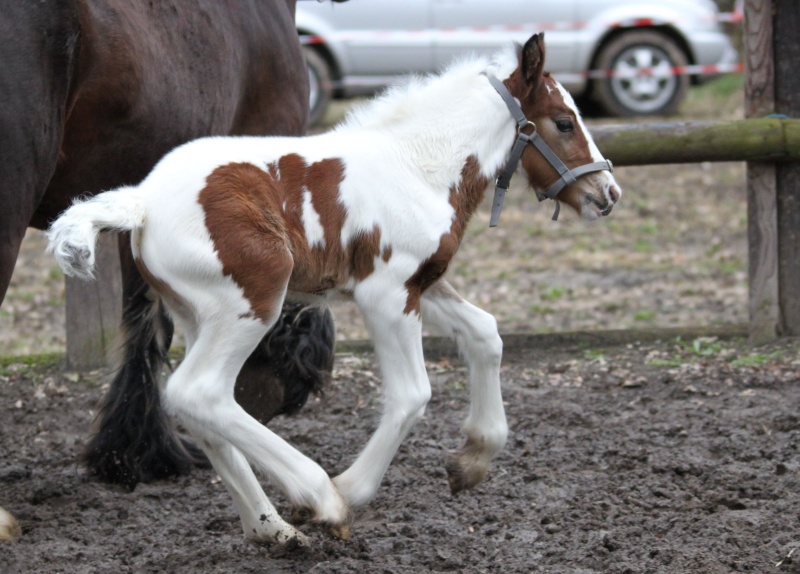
[0,1,77,300]
[420,280,507,493]
[163,312,351,540]
[332,277,432,508]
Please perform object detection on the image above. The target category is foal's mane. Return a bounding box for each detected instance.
[336,46,519,132]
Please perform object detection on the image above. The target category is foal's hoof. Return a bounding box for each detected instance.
[445,449,489,495]
[328,523,350,541]
[290,506,353,541]
[0,508,22,540]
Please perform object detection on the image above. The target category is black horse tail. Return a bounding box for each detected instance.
[82,278,202,490]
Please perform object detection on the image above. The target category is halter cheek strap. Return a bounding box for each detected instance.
[487,76,613,227]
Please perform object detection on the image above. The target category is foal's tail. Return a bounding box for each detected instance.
[47,187,146,280]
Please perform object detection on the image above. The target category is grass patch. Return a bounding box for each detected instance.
[698,73,744,99]
[540,286,569,301]
[529,304,556,315]
[673,336,725,358]
[583,349,606,361]
[730,351,783,368]
[0,352,63,376]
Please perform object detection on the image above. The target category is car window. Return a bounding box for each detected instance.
[431,0,577,72]
[304,0,434,76]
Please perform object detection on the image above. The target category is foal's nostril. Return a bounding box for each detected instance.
[607,185,621,204]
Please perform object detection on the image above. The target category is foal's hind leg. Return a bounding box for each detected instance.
[162,316,303,543]
[163,311,351,541]
[421,281,507,493]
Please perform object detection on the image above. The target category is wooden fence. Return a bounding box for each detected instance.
[63,0,798,367]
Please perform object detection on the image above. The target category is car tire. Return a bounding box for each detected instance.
[304,47,333,127]
[592,30,690,117]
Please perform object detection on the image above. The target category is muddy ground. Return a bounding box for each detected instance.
[1,333,799,573]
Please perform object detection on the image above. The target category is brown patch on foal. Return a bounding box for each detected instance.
[404,156,488,314]
[204,156,386,304]
[199,162,293,322]
[266,155,385,292]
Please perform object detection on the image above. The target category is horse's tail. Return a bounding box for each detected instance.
[83,260,208,489]
[46,187,146,280]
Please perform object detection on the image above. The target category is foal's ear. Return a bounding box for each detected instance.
[520,33,546,88]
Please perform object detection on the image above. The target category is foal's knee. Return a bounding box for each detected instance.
[464,310,503,364]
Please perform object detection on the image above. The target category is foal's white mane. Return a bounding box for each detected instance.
[337,46,519,133]
[333,46,520,186]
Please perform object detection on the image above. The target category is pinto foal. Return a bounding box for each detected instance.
[48,33,621,544]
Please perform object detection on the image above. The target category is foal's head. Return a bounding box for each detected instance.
[504,34,622,220]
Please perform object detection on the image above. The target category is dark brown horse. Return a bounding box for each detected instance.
[0,0,337,497]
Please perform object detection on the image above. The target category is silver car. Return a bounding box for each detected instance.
[297,0,738,124]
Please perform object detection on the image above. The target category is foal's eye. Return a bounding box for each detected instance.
[556,119,574,133]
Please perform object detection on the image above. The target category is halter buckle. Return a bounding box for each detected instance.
[517,121,536,137]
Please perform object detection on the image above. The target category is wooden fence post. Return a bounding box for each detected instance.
[744,0,800,342]
[65,233,122,370]
[772,0,800,336]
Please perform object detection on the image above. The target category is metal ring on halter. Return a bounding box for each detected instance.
[518,120,536,136]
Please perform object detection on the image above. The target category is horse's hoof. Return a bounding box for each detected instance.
[445,449,488,495]
[328,523,350,541]
[290,503,353,540]
[0,508,21,540]
[290,509,353,541]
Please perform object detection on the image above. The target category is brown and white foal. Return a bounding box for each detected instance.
[48,33,620,545]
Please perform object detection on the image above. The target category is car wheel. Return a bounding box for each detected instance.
[304,47,333,127]
[593,31,689,117]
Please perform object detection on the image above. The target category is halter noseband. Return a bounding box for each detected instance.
[487,76,613,226]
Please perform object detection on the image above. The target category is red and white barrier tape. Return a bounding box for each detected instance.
[584,62,744,79]
[299,9,743,46]
[314,59,744,92]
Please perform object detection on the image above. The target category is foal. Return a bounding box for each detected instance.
[48,33,621,544]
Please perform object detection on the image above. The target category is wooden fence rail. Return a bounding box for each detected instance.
[592,118,800,166]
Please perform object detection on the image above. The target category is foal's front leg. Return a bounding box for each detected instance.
[421,281,507,493]
[333,279,432,508]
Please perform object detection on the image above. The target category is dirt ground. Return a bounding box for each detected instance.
[1,333,799,573]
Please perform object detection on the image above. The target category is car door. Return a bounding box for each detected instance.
[431,0,577,76]
[310,0,435,77]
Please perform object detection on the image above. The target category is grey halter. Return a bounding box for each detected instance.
[487,76,613,226]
